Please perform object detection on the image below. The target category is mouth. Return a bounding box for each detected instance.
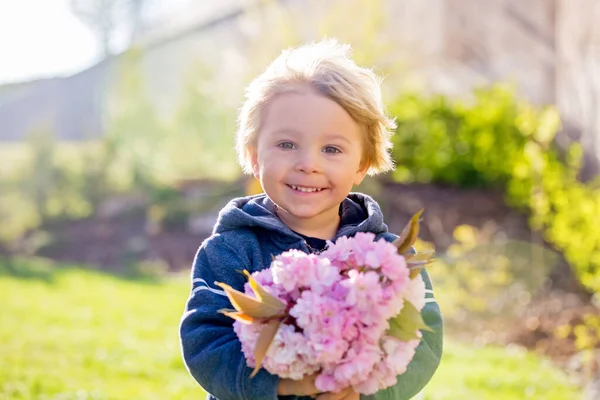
[287,184,326,193]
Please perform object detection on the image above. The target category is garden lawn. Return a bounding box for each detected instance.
[0,258,581,399]
[0,258,203,400]
[426,341,580,399]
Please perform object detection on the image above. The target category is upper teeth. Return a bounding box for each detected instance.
[291,185,322,192]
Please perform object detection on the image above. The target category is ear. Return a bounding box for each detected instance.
[353,161,369,186]
[248,146,260,179]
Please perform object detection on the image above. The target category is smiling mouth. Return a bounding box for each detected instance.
[288,184,325,193]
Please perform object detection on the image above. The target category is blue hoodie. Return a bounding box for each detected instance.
[180,193,443,400]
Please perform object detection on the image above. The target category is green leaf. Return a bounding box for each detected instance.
[388,301,434,341]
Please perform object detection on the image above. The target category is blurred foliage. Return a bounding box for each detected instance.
[0,49,241,252]
[417,225,558,335]
[168,62,239,182]
[242,0,409,96]
[0,132,96,255]
[389,85,600,295]
[555,314,600,382]
[105,49,239,184]
[422,222,598,384]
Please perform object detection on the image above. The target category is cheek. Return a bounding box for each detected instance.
[258,153,288,177]
[330,168,356,188]
[261,154,283,170]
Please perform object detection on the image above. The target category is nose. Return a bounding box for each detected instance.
[294,149,321,174]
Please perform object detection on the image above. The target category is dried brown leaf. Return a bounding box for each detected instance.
[242,270,287,311]
[215,281,286,318]
[251,319,282,378]
[393,209,424,254]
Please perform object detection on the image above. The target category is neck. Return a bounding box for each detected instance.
[277,208,340,240]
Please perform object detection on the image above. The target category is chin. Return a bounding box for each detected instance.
[284,209,320,219]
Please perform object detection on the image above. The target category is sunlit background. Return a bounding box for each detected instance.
[1,1,599,399]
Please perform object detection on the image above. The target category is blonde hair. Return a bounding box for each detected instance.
[235,38,397,176]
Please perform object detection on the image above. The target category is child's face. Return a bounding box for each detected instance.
[250,90,368,230]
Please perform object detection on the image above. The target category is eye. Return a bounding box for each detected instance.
[277,141,296,150]
[323,146,342,154]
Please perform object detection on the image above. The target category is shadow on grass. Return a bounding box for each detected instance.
[0,256,168,285]
[0,257,57,282]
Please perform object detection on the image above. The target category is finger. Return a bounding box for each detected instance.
[335,388,359,400]
[302,374,319,396]
[340,391,360,400]
[316,387,353,400]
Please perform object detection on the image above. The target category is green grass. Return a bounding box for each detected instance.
[0,258,582,399]
[0,258,205,400]
[426,342,580,399]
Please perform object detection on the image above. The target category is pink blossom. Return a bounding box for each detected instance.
[405,273,426,311]
[322,236,354,263]
[360,319,390,343]
[315,373,338,392]
[252,268,274,286]
[309,332,349,364]
[311,259,341,294]
[333,342,381,387]
[363,238,393,269]
[353,361,397,395]
[340,308,360,341]
[353,373,381,395]
[380,294,405,320]
[382,335,421,375]
[329,281,349,301]
[262,323,319,380]
[351,232,377,252]
[289,290,323,328]
[234,320,263,366]
[271,250,328,292]
[340,270,383,311]
[380,251,409,283]
[231,234,428,395]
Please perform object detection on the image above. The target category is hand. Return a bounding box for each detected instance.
[316,387,360,400]
[277,374,319,397]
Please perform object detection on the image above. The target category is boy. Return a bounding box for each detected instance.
[180,39,443,400]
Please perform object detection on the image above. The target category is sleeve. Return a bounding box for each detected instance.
[179,234,281,400]
[364,268,443,400]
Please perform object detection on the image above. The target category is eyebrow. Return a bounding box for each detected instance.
[271,128,303,136]
[271,129,353,144]
[324,134,352,144]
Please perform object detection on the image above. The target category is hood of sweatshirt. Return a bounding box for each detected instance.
[212,192,391,243]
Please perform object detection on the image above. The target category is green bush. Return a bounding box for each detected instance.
[388,85,600,294]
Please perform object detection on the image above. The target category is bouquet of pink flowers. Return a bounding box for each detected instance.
[216,211,434,395]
